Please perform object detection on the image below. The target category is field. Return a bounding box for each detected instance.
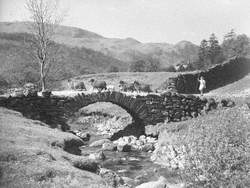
[206,73,250,99]
[55,71,182,91]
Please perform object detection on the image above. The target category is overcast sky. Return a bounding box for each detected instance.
[1,0,250,44]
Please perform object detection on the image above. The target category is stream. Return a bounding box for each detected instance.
[68,103,179,187]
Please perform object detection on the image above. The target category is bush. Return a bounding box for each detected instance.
[107,65,119,73]
[0,76,9,88]
[129,60,146,72]
[79,68,95,75]
[177,108,250,187]
[161,65,176,72]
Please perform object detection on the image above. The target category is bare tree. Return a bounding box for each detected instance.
[25,0,62,91]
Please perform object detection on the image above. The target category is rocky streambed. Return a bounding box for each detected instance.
[68,111,182,187]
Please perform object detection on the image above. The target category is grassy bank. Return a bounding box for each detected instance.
[0,107,110,188]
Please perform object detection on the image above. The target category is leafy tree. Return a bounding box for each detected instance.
[107,65,119,72]
[145,58,160,72]
[195,39,210,69]
[162,65,176,72]
[0,76,8,88]
[198,39,209,62]
[222,30,249,58]
[129,60,146,72]
[224,29,236,41]
[208,33,223,65]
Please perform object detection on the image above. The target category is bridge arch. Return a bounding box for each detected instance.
[64,92,148,122]
[0,91,213,139]
[63,92,150,139]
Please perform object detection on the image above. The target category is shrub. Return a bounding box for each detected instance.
[177,107,250,187]
[107,65,119,73]
[79,68,95,75]
[129,60,146,72]
[0,76,9,88]
[162,65,176,72]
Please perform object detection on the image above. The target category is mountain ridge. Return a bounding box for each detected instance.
[0,21,199,66]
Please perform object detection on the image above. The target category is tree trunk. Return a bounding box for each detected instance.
[40,62,46,91]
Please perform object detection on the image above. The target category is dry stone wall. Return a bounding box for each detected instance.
[0,95,70,130]
[162,57,250,94]
[0,91,221,135]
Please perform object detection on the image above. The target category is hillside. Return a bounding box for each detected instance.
[0,107,110,188]
[206,73,250,99]
[0,32,126,87]
[0,21,199,67]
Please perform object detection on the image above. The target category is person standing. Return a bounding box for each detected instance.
[198,76,206,96]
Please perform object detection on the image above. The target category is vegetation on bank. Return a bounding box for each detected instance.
[0,107,110,188]
[157,105,250,188]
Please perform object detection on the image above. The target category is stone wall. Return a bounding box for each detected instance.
[0,91,227,136]
[161,57,250,94]
[0,96,70,131]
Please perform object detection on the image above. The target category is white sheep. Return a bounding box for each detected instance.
[106,85,115,92]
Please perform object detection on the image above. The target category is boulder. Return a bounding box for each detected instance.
[72,158,99,173]
[102,142,117,151]
[69,130,91,141]
[122,176,134,186]
[88,151,106,161]
[76,131,90,141]
[117,144,131,152]
[135,176,167,188]
[141,143,155,152]
[220,99,235,108]
[99,168,125,187]
[90,139,111,147]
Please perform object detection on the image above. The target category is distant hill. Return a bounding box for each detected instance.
[0,32,126,87]
[0,22,199,67]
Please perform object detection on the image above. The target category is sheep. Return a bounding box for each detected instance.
[68,79,86,91]
[74,81,86,91]
[119,81,135,92]
[106,84,115,92]
[89,79,107,92]
[133,81,152,93]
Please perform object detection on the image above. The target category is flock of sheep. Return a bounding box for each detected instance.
[68,79,153,93]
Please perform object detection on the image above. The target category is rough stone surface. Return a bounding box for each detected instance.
[0,91,233,135]
[102,142,117,151]
[69,130,90,141]
[113,136,156,152]
[72,159,99,173]
[88,151,106,161]
[161,57,250,94]
[89,139,111,147]
[117,144,132,152]
[135,176,168,188]
[99,168,126,188]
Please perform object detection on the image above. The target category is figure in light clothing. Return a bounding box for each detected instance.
[198,76,206,96]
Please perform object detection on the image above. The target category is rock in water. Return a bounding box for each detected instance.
[102,142,117,151]
[89,139,111,147]
[117,144,131,152]
[88,151,106,161]
[76,131,90,141]
[135,176,167,188]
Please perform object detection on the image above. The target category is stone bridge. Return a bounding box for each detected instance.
[0,91,214,138]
